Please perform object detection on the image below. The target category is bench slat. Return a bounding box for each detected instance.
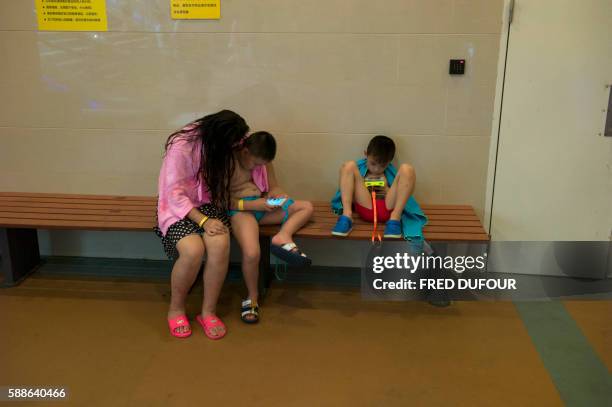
[0,192,156,201]
[261,227,489,241]
[314,213,481,221]
[314,210,477,217]
[0,211,154,223]
[0,201,155,211]
[0,206,155,217]
[291,218,485,232]
[0,196,157,207]
[311,201,474,210]
[307,218,484,227]
[420,220,483,227]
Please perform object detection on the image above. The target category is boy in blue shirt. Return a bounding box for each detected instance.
[331,135,427,239]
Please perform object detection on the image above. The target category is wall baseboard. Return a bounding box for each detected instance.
[26,256,362,287]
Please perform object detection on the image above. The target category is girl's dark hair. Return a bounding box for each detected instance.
[366,135,395,164]
[244,131,276,161]
[164,110,249,209]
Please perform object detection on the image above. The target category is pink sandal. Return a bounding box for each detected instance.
[168,314,191,338]
[196,314,227,340]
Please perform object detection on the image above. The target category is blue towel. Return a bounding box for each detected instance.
[330,158,428,241]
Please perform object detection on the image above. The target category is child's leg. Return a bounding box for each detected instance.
[259,200,313,247]
[385,163,416,221]
[169,234,206,335]
[230,212,261,306]
[339,160,373,218]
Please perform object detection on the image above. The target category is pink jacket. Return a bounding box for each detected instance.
[156,125,269,235]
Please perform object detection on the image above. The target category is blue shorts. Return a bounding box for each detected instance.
[228,196,295,223]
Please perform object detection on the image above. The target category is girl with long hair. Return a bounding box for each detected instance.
[154,109,249,340]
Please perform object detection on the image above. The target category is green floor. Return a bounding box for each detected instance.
[516,302,611,406]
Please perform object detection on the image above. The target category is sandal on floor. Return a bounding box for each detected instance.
[168,314,192,338]
[270,242,312,266]
[196,314,227,340]
[240,299,260,324]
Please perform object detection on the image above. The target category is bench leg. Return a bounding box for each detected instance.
[425,241,489,307]
[258,236,273,299]
[0,228,41,287]
[426,242,451,307]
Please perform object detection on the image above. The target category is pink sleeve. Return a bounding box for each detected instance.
[159,144,199,222]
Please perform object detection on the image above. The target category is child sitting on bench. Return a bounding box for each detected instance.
[229,131,314,323]
[330,135,427,240]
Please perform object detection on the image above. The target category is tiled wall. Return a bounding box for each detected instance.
[0,0,503,261]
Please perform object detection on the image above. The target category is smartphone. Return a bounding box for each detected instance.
[266,197,287,207]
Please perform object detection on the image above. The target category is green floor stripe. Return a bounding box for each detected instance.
[515,301,612,407]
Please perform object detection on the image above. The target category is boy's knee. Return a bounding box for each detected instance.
[292,200,314,217]
[399,163,416,179]
[302,201,314,220]
[301,200,314,214]
[340,160,357,173]
[242,246,260,263]
[307,200,314,212]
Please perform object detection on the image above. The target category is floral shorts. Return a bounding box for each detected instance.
[153,203,231,260]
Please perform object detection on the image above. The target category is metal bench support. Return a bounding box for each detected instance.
[258,235,274,299]
[0,228,41,287]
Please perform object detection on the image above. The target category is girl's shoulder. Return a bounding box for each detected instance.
[167,124,201,153]
[182,121,200,133]
[168,136,195,151]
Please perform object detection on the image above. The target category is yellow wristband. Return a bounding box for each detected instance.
[198,216,209,228]
[238,199,244,211]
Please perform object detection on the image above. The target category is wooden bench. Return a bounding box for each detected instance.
[0,192,489,288]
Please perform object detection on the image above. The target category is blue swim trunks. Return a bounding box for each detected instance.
[228,196,295,223]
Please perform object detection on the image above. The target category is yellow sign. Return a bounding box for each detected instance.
[171,0,221,20]
[36,0,108,31]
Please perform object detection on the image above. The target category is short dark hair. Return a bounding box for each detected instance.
[366,135,395,164]
[245,131,276,161]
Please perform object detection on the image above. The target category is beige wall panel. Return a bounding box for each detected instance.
[0,0,504,262]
